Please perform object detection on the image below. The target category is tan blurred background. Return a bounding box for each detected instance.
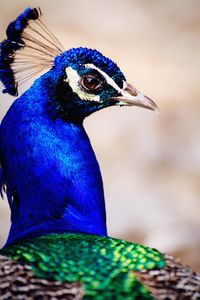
[0,0,200,270]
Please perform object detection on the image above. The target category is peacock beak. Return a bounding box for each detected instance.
[113,82,158,112]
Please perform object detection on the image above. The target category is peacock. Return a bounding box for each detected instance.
[0,7,199,299]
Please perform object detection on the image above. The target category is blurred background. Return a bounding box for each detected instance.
[0,0,200,271]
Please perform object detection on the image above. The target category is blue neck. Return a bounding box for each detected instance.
[1,73,107,246]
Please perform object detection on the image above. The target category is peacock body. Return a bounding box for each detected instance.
[0,7,199,299]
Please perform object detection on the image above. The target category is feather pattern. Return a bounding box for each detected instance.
[1,234,200,299]
[0,255,83,299]
[1,233,164,299]
[136,254,200,300]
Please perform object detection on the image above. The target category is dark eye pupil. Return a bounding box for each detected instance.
[81,75,101,91]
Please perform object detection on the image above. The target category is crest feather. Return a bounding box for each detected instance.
[0,7,64,96]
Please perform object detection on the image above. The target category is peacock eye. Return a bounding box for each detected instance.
[80,75,104,92]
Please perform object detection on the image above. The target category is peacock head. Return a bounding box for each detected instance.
[0,7,158,121]
[53,47,158,117]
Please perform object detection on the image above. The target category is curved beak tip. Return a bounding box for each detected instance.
[113,82,159,113]
[142,95,159,113]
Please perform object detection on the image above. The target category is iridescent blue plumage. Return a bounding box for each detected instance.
[0,69,108,246]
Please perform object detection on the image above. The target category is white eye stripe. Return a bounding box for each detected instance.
[84,63,122,93]
[65,66,100,102]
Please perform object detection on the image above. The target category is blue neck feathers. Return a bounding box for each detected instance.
[0,71,107,246]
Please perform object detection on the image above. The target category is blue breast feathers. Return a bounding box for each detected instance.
[0,72,107,246]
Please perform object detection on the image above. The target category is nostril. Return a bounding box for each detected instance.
[124,82,137,96]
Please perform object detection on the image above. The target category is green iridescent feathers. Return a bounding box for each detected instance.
[1,233,165,299]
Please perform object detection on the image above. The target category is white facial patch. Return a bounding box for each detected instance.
[65,67,100,102]
[65,63,125,103]
[84,63,122,93]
